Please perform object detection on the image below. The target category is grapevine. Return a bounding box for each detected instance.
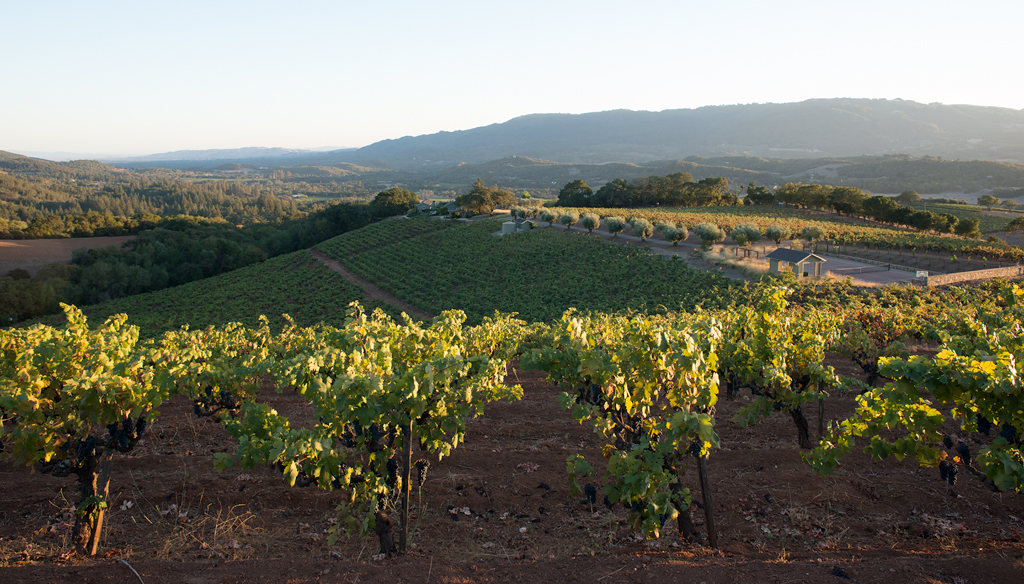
[214,303,526,555]
[523,309,722,544]
[0,305,169,556]
[806,284,1024,493]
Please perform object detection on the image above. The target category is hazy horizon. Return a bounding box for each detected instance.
[4,1,1023,158]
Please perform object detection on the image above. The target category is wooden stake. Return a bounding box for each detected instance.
[697,455,717,548]
[399,423,412,554]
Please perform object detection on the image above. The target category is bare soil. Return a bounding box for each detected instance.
[2,357,1022,583]
[0,237,135,276]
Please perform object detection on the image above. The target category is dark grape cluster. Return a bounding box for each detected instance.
[193,386,241,421]
[942,434,953,449]
[939,461,958,486]
[414,460,429,486]
[106,416,146,453]
[583,483,597,506]
[956,441,971,466]
[1000,423,1019,445]
[385,457,399,489]
[341,421,394,452]
[688,439,703,458]
[976,414,992,436]
[575,383,604,406]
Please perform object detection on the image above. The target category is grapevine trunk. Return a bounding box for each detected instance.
[72,447,114,556]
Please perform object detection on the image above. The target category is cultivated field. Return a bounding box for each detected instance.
[0,236,134,276]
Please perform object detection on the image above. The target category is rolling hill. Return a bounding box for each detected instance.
[93,99,1024,172]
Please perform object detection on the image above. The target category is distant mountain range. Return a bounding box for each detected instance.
[89,98,1024,170]
[118,146,354,162]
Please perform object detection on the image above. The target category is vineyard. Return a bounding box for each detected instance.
[316,218,747,324]
[2,214,1024,582]
[552,206,1024,262]
[37,249,398,337]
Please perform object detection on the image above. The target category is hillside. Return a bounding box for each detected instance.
[337,99,1024,169]
[90,99,1024,173]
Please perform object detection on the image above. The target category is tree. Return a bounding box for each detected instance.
[456,179,515,215]
[731,223,761,247]
[371,187,418,218]
[1005,216,1024,234]
[955,217,981,238]
[798,185,833,210]
[744,183,775,206]
[863,195,900,223]
[931,213,956,234]
[580,213,600,234]
[557,180,593,207]
[896,190,921,204]
[559,210,581,229]
[664,225,689,245]
[908,210,937,232]
[775,183,803,207]
[977,194,1001,208]
[764,224,792,245]
[800,225,826,243]
[592,179,635,208]
[829,187,867,216]
[631,218,654,240]
[1001,199,1021,210]
[539,210,557,227]
[689,178,733,207]
[605,216,627,237]
[692,223,725,250]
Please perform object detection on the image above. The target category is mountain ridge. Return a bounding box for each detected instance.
[13,98,1024,171]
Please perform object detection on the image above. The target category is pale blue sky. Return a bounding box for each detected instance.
[4,0,1023,157]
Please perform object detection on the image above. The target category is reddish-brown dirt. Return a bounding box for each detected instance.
[0,236,135,276]
[2,356,1022,583]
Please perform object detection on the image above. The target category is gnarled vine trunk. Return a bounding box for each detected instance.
[72,447,114,556]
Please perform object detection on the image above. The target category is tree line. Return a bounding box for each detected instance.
[555,174,737,208]
[550,176,986,238]
[1,189,422,322]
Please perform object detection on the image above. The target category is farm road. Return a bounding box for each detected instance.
[308,249,435,321]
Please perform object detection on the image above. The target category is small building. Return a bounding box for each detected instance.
[766,248,826,278]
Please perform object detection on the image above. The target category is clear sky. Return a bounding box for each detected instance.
[3,0,1023,158]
